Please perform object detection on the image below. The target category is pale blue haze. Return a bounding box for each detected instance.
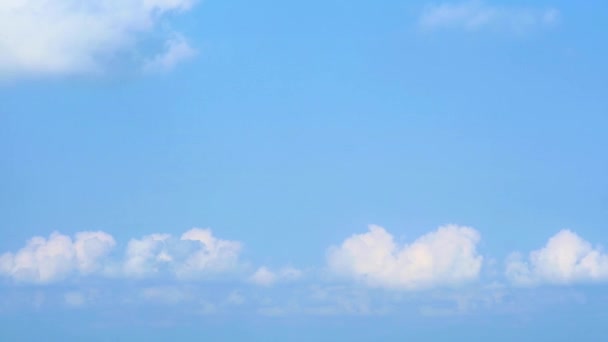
[1,0,607,340]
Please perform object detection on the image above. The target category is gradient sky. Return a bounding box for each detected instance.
[1,1,607,341]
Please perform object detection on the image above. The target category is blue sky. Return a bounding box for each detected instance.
[1,0,607,340]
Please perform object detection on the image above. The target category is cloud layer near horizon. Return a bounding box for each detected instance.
[0,0,197,78]
[2,226,608,289]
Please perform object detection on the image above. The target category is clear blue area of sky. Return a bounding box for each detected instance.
[1,0,607,340]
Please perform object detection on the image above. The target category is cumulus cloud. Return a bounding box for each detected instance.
[419,1,559,33]
[327,225,483,290]
[0,0,197,78]
[124,228,242,279]
[249,266,303,287]
[124,233,173,277]
[506,230,608,286]
[0,231,115,283]
[175,228,243,278]
[0,228,242,283]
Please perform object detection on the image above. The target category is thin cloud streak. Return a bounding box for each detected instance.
[419,1,559,33]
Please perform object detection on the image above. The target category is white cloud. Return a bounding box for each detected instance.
[0,0,197,78]
[506,230,608,286]
[175,228,242,278]
[419,1,559,33]
[0,231,115,283]
[124,233,173,277]
[327,225,483,290]
[250,267,276,286]
[124,228,242,279]
[249,266,303,287]
[0,228,242,283]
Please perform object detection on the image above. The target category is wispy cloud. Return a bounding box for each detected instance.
[419,1,559,33]
[140,286,194,305]
[63,291,87,308]
[0,0,197,78]
[249,266,303,287]
[143,34,197,73]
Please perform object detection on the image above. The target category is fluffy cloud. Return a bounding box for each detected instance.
[124,228,242,279]
[0,0,197,78]
[249,266,302,287]
[0,228,242,283]
[176,228,243,278]
[123,233,173,277]
[327,225,483,290]
[419,1,559,33]
[506,230,608,286]
[0,231,115,283]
